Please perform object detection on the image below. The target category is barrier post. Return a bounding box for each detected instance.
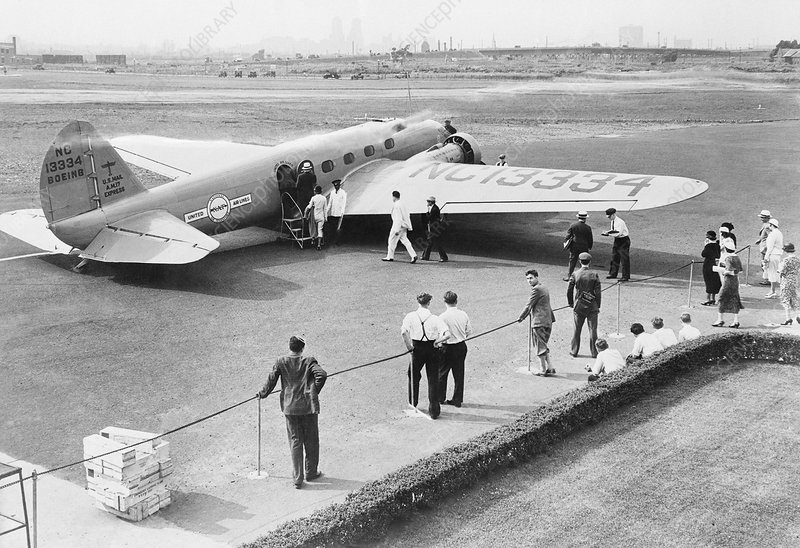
[527,315,532,372]
[607,282,625,339]
[257,398,262,477]
[682,262,695,309]
[744,246,751,286]
[32,470,37,548]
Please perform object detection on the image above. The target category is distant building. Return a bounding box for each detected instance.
[674,39,692,49]
[96,54,126,65]
[420,40,430,53]
[619,25,643,47]
[42,54,84,64]
[783,49,800,64]
[0,36,16,63]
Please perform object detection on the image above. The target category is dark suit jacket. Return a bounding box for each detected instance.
[426,204,442,231]
[566,221,593,252]
[518,284,555,327]
[567,267,602,313]
[259,355,327,415]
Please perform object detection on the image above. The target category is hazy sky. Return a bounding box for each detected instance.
[4,0,798,52]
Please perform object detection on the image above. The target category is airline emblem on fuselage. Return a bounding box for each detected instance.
[184,193,252,224]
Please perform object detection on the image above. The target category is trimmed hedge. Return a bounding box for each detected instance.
[240,332,800,548]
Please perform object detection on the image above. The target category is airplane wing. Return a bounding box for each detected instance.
[110,135,270,180]
[0,209,76,254]
[342,160,707,215]
[80,210,219,264]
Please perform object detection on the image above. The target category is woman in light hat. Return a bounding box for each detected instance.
[701,230,721,306]
[778,243,800,325]
[712,238,744,328]
[764,218,784,298]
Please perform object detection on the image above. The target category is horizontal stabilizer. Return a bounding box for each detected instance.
[110,135,270,179]
[80,210,219,264]
[0,209,76,253]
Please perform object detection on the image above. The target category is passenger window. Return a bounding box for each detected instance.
[364,145,375,157]
[321,160,335,173]
[384,138,395,150]
[343,152,355,165]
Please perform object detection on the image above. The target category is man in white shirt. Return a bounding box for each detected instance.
[651,317,678,348]
[402,293,450,419]
[304,185,327,250]
[383,190,417,263]
[601,207,630,281]
[586,338,625,381]
[495,154,507,166]
[437,291,472,408]
[627,322,664,363]
[325,179,347,246]
[677,313,701,342]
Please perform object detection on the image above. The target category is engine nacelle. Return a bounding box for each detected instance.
[407,132,482,165]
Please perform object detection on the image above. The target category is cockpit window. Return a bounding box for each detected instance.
[364,145,375,157]
[384,138,395,150]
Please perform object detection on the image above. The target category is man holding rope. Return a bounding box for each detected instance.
[518,269,556,376]
[257,336,327,489]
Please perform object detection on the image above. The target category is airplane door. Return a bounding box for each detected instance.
[276,163,296,193]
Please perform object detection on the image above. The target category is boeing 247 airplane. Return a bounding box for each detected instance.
[0,117,707,266]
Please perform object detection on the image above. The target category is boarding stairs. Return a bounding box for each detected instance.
[280,192,313,249]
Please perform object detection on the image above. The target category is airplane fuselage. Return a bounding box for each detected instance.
[49,120,448,249]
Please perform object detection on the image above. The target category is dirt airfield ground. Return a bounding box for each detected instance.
[0,68,799,547]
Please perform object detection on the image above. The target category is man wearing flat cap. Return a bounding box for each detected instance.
[421,196,448,262]
[756,209,772,286]
[257,336,327,489]
[564,210,593,281]
[567,252,602,358]
[601,207,631,281]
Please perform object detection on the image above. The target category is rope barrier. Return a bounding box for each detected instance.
[0,254,739,492]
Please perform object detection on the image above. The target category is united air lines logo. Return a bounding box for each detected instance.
[207,193,231,223]
[184,193,252,224]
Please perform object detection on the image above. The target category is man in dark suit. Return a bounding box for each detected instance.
[421,196,448,262]
[567,252,602,358]
[563,210,593,281]
[257,336,327,489]
[517,269,556,376]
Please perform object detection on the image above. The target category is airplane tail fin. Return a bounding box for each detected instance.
[40,121,147,223]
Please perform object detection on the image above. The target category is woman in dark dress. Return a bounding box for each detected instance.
[713,240,744,328]
[701,230,722,305]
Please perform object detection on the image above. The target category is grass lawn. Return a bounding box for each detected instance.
[373,361,800,547]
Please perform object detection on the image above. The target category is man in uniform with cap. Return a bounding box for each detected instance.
[443,120,457,135]
[567,252,602,358]
[601,208,630,281]
[325,179,347,246]
[563,210,593,281]
[421,196,448,262]
[495,154,508,166]
[756,210,772,286]
[257,336,327,489]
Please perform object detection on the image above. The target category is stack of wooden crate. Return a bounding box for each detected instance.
[83,427,173,521]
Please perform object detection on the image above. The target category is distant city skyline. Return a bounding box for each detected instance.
[3,0,797,57]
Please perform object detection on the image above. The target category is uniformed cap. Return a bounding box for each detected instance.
[444,119,451,124]
[579,252,592,261]
[332,180,341,186]
[758,209,771,217]
[499,154,506,159]
[605,208,616,216]
[769,218,779,227]
[719,226,730,233]
[427,196,436,203]
[577,210,588,218]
